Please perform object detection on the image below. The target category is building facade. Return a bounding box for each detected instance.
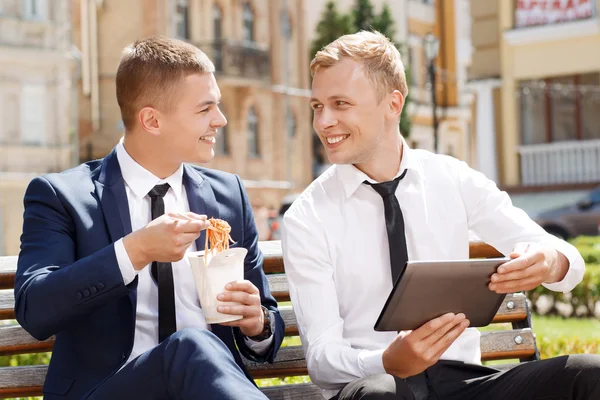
[74,0,312,210]
[470,0,600,188]
[0,0,77,255]
[405,0,474,164]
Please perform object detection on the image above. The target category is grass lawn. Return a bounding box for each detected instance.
[530,315,600,340]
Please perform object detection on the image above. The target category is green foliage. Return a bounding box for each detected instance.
[352,0,376,32]
[0,352,51,367]
[538,336,600,359]
[371,3,396,39]
[310,1,353,59]
[528,236,600,317]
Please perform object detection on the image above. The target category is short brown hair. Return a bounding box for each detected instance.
[310,30,408,102]
[116,36,215,130]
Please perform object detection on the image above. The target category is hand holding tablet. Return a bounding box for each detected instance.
[375,258,510,332]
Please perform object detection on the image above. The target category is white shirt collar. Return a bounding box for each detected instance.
[116,141,184,201]
[336,137,423,198]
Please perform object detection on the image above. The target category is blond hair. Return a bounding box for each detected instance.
[116,36,215,130]
[310,30,408,102]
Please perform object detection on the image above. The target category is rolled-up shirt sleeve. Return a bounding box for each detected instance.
[282,201,386,391]
[455,159,584,293]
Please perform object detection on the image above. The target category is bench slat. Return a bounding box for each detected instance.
[0,325,54,356]
[0,369,323,400]
[0,291,14,320]
[480,329,536,361]
[0,257,17,291]
[0,302,530,358]
[0,280,537,326]
[261,383,322,400]
[0,365,46,392]
[267,274,289,302]
[0,241,504,290]
[246,345,308,379]
[0,329,534,399]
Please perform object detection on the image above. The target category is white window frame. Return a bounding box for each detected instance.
[23,0,48,21]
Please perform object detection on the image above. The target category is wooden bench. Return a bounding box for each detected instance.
[0,241,539,399]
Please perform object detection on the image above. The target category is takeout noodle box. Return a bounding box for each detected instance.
[188,247,248,324]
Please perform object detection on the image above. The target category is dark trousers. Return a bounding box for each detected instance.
[333,355,600,400]
[86,328,267,400]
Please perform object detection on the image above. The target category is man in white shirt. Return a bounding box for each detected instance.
[15,37,282,399]
[282,31,600,400]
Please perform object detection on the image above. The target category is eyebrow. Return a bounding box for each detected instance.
[310,95,349,103]
[196,98,221,108]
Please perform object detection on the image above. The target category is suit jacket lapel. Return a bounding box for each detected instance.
[94,148,133,243]
[183,166,231,336]
[183,165,220,251]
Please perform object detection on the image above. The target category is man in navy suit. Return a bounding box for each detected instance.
[14,36,284,399]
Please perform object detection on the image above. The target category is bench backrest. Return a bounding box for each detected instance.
[0,240,539,399]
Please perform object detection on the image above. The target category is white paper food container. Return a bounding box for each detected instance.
[188,247,247,324]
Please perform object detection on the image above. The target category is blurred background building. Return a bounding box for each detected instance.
[1,0,600,254]
[0,0,78,256]
[468,0,600,219]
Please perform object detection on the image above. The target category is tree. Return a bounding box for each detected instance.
[352,0,376,32]
[371,3,395,38]
[310,1,353,58]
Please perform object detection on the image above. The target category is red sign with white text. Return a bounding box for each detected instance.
[515,0,595,28]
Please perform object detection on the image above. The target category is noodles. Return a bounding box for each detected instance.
[204,218,235,266]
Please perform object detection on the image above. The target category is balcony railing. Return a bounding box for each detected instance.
[197,40,271,83]
[0,16,65,51]
[0,142,73,173]
[518,140,600,186]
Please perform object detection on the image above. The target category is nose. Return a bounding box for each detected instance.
[314,107,337,131]
[213,107,227,129]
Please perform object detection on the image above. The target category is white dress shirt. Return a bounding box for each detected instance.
[112,143,271,363]
[281,142,585,399]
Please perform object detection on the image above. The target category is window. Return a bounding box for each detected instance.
[520,81,548,145]
[175,0,189,39]
[520,73,600,145]
[215,104,229,156]
[286,109,296,139]
[281,10,292,40]
[23,0,47,20]
[248,106,260,158]
[550,76,577,142]
[408,46,421,86]
[20,84,46,145]
[1,93,20,144]
[242,3,254,42]
[213,5,223,70]
[580,73,600,141]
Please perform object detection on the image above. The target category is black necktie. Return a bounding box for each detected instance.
[365,169,409,285]
[148,183,177,343]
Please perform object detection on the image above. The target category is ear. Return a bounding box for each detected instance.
[386,90,405,121]
[138,107,161,136]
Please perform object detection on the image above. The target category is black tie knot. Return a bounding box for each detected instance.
[148,183,170,199]
[365,169,407,198]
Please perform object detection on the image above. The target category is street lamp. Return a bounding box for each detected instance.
[423,33,440,153]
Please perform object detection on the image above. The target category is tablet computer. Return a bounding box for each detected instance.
[374,258,510,332]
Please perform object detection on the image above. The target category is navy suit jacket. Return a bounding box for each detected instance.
[14,148,284,399]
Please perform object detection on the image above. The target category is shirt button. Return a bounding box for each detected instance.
[76,292,83,300]
[83,289,91,297]
[97,283,105,290]
[90,287,98,294]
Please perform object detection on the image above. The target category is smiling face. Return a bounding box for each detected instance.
[310,58,391,166]
[156,72,227,165]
